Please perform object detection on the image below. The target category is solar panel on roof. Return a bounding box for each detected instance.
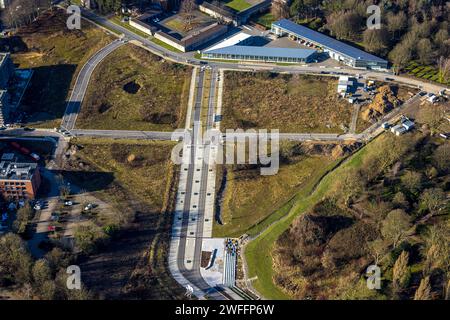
[272,19,387,63]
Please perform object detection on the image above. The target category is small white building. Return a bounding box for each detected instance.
[337,76,353,97]
[402,120,415,131]
[391,124,407,136]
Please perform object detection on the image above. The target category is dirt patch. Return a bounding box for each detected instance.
[361,85,401,122]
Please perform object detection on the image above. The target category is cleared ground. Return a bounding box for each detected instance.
[77,44,191,131]
[3,9,113,128]
[62,138,184,299]
[221,72,352,133]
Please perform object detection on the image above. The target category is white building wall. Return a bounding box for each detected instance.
[154,33,186,52]
[129,20,153,36]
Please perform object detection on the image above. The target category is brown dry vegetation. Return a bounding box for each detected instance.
[77,44,191,131]
[61,138,184,299]
[0,9,113,128]
[273,133,450,300]
[221,72,352,133]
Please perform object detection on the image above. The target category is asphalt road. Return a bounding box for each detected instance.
[71,129,173,140]
[79,8,448,95]
[61,39,124,131]
[172,69,227,299]
[5,7,444,300]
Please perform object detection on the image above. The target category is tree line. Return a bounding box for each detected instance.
[271,0,449,74]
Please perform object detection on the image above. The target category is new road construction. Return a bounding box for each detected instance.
[3,5,448,302]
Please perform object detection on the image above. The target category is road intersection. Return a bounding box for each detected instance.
[2,7,447,300]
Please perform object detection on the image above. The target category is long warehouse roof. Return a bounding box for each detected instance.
[272,19,388,63]
[204,45,316,59]
[205,32,253,52]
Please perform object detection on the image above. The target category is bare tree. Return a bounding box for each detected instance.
[1,0,50,29]
[180,0,197,31]
[271,1,289,20]
[438,56,450,84]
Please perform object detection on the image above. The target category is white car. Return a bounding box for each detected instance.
[64,201,73,206]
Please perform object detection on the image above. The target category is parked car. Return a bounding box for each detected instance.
[30,153,40,161]
[84,203,94,211]
[64,201,73,206]
[34,202,42,210]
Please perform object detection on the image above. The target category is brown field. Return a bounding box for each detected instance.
[221,72,353,133]
[77,44,191,131]
[2,9,114,128]
[62,138,184,299]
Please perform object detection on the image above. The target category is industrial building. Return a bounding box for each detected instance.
[202,45,317,63]
[199,0,271,26]
[337,76,354,97]
[129,12,159,36]
[271,19,389,70]
[154,22,228,52]
[0,154,41,200]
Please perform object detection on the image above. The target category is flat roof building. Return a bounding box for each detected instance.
[199,0,271,26]
[154,22,228,52]
[129,11,160,36]
[202,45,317,63]
[391,124,407,136]
[337,76,354,97]
[0,156,41,200]
[205,32,253,52]
[271,19,389,70]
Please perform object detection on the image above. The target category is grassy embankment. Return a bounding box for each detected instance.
[244,140,371,299]
[214,155,335,238]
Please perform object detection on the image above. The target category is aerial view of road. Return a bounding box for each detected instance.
[0,1,449,315]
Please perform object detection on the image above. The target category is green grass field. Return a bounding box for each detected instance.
[214,155,334,238]
[244,140,372,299]
[254,12,275,29]
[150,37,184,53]
[110,16,149,38]
[225,0,252,11]
[77,44,191,131]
